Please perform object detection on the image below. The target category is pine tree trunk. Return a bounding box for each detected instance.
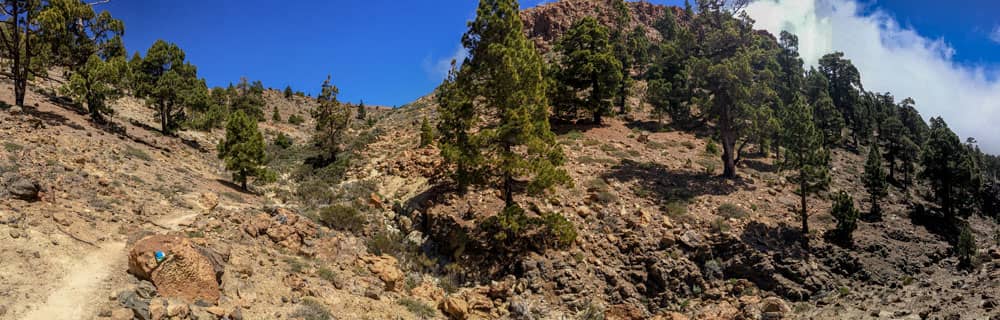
[721,129,737,179]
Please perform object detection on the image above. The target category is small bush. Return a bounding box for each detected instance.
[4,142,23,153]
[665,200,688,218]
[561,130,584,141]
[681,141,696,150]
[711,217,731,233]
[593,191,618,204]
[274,132,293,149]
[478,205,577,252]
[956,225,977,270]
[830,191,861,244]
[318,267,338,283]
[124,145,152,162]
[541,212,577,248]
[717,203,749,219]
[398,298,437,318]
[366,230,406,256]
[318,204,366,233]
[288,114,305,125]
[291,298,332,320]
[697,158,717,175]
[705,140,719,155]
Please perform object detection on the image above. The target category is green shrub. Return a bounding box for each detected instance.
[697,158,717,175]
[665,200,688,218]
[561,130,584,141]
[291,298,332,320]
[318,267,338,283]
[681,141,696,150]
[705,140,719,155]
[593,191,618,204]
[478,205,577,252]
[3,141,24,153]
[274,132,293,149]
[318,204,366,232]
[366,230,410,258]
[830,191,860,244]
[717,203,749,219]
[541,212,577,248]
[124,145,152,161]
[288,113,305,125]
[957,225,977,270]
[397,298,437,318]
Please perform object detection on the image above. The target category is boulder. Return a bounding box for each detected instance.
[760,296,791,320]
[361,254,404,292]
[7,176,40,201]
[127,234,223,303]
[439,295,469,320]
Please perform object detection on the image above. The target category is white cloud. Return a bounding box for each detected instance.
[746,0,1000,152]
[422,45,469,81]
[990,25,1000,44]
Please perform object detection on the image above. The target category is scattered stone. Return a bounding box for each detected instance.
[110,308,135,320]
[166,300,190,318]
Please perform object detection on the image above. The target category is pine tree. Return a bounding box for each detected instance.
[64,54,127,122]
[272,106,281,122]
[436,0,569,208]
[231,77,266,121]
[610,0,632,115]
[437,60,483,189]
[284,85,294,99]
[830,191,861,244]
[920,117,972,219]
[311,75,351,165]
[863,142,888,219]
[420,115,434,148]
[780,97,831,250]
[135,40,203,134]
[818,52,864,146]
[356,100,367,120]
[686,0,764,179]
[217,110,268,190]
[552,16,622,124]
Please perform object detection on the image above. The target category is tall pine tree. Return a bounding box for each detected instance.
[437,0,569,208]
[552,16,622,124]
[863,142,889,219]
[780,97,831,250]
[217,110,268,190]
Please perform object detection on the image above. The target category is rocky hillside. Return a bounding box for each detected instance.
[521,0,683,52]
[2,1,1000,320]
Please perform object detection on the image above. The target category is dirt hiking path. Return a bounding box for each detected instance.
[19,212,197,320]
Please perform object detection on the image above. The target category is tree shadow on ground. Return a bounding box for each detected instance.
[625,119,715,139]
[550,118,604,135]
[601,159,747,203]
[908,204,961,245]
[738,220,808,258]
[742,158,778,173]
[214,179,255,195]
[21,105,84,131]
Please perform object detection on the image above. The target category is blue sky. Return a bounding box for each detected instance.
[102,0,998,109]
[102,0,676,106]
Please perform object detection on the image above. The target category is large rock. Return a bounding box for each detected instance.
[5,174,40,201]
[127,234,223,303]
[361,254,405,292]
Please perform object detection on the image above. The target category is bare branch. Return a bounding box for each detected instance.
[86,0,111,6]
